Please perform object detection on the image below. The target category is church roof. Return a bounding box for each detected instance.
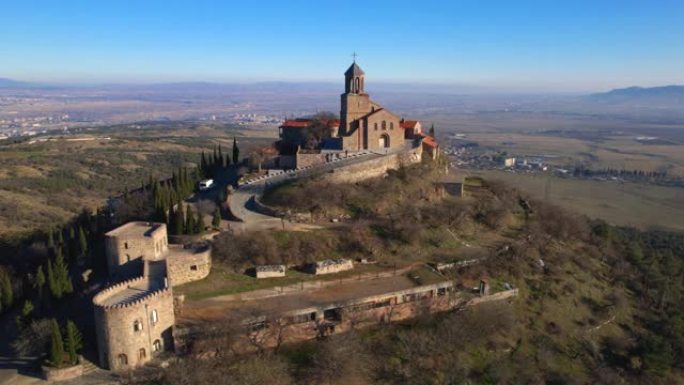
[345,62,365,76]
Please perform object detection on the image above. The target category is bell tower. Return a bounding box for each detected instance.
[340,60,371,138]
[344,61,365,94]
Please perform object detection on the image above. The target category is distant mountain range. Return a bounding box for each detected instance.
[0,77,30,88]
[589,85,684,104]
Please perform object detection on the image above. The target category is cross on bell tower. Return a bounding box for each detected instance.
[344,56,365,94]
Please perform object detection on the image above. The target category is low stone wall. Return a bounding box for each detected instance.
[251,196,283,217]
[42,363,84,381]
[296,152,326,168]
[166,246,212,287]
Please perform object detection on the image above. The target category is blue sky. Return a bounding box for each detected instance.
[1,0,683,91]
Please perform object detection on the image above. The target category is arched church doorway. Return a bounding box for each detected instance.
[379,134,390,148]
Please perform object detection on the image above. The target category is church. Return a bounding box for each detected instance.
[276,61,436,168]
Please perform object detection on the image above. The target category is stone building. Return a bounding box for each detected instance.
[313,259,354,275]
[255,265,286,279]
[105,222,168,278]
[94,221,211,371]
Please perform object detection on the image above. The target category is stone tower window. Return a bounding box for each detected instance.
[150,309,159,324]
[118,354,128,366]
[124,242,128,249]
[374,123,378,131]
[382,121,387,130]
[138,348,146,361]
[390,122,394,130]
[153,339,162,352]
[133,320,142,332]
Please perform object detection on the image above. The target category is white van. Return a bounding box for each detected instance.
[198,179,214,191]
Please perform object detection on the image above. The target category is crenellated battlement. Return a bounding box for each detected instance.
[93,276,171,311]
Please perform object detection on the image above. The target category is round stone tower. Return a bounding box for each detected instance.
[92,276,175,371]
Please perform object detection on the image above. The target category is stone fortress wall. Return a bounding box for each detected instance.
[93,276,175,371]
[166,244,211,286]
[318,143,422,184]
[94,221,211,371]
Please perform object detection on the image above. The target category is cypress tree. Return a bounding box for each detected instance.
[185,206,195,235]
[0,273,12,309]
[49,319,64,367]
[218,145,224,170]
[35,265,46,298]
[195,209,204,234]
[52,249,72,298]
[47,230,55,250]
[200,151,208,178]
[212,207,221,228]
[78,226,88,257]
[16,300,33,331]
[56,229,64,247]
[64,320,82,365]
[429,123,435,136]
[47,259,59,298]
[174,202,185,235]
[232,137,240,164]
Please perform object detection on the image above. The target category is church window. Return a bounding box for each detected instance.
[355,78,360,93]
[374,123,378,131]
[390,122,394,130]
[133,320,142,332]
[153,339,162,352]
[118,354,128,366]
[151,309,159,325]
[382,121,387,130]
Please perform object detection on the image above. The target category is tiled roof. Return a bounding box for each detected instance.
[280,118,340,128]
[421,134,438,148]
[401,120,419,129]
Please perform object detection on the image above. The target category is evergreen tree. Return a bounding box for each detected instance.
[185,206,195,235]
[15,300,33,331]
[47,230,55,250]
[195,209,205,234]
[174,202,185,235]
[78,226,88,257]
[232,137,240,164]
[218,145,224,170]
[47,259,59,298]
[56,229,64,247]
[49,319,64,367]
[34,265,46,298]
[429,123,435,136]
[64,320,82,365]
[212,207,221,228]
[0,273,13,309]
[49,249,72,299]
[200,151,208,178]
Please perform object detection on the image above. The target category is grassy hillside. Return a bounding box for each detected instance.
[0,123,272,240]
[130,160,684,384]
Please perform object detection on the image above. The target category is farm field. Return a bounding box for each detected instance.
[451,169,684,232]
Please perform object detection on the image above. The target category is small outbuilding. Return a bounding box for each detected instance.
[255,265,286,279]
[313,259,354,275]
